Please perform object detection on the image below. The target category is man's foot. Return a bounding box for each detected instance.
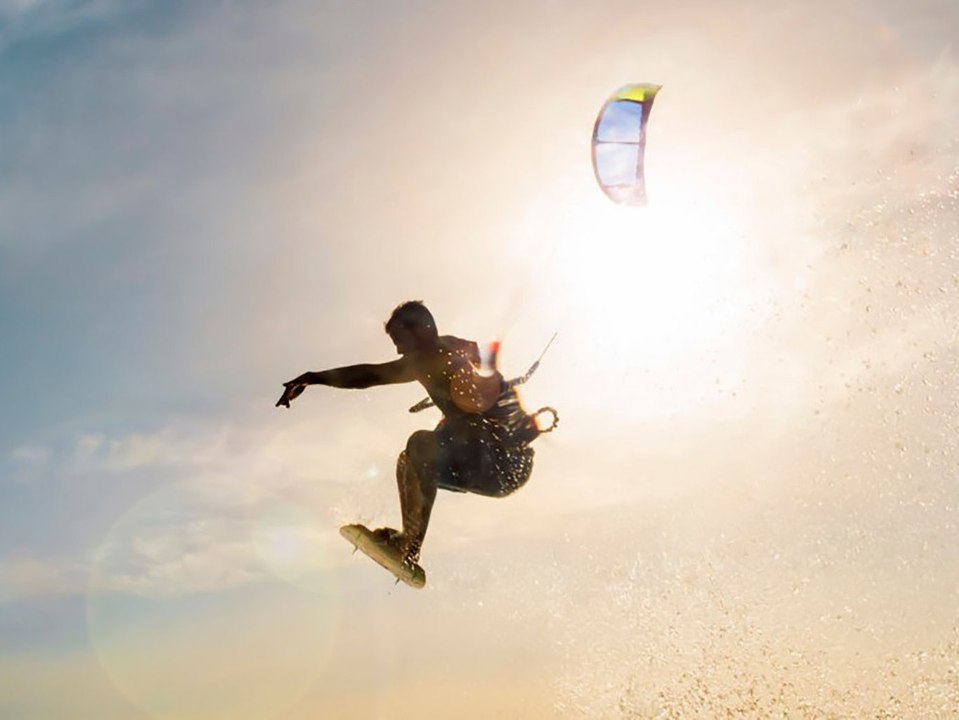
[371,527,421,567]
[371,526,402,545]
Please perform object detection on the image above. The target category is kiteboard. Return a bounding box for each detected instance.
[339,524,426,589]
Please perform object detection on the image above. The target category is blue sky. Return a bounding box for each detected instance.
[3,0,959,718]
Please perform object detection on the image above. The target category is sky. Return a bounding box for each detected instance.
[1,0,959,718]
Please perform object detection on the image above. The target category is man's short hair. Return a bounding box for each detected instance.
[385,300,436,336]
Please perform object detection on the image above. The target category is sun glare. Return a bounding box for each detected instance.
[252,503,331,591]
[545,184,749,375]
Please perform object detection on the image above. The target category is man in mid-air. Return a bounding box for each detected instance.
[276,301,550,567]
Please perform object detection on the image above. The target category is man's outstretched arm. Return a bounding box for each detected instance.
[276,359,416,408]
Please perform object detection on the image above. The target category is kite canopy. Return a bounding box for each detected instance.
[591,83,661,206]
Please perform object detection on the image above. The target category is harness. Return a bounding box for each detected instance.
[408,333,559,441]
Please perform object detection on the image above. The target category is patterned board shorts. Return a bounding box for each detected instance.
[433,414,535,498]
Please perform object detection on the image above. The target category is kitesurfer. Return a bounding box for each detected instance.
[276,301,550,567]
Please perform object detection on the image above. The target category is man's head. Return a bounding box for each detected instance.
[385,300,438,354]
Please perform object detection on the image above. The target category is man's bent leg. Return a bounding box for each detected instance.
[394,430,440,563]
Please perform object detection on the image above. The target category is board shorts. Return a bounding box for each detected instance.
[433,414,535,497]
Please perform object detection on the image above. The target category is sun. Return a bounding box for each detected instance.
[536,183,750,375]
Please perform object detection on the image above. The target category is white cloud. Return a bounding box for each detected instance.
[0,0,142,50]
[72,433,103,462]
[0,555,84,602]
[67,410,405,598]
[5,444,50,484]
[104,429,210,471]
[10,444,49,466]
[70,426,229,472]
[87,480,340,598]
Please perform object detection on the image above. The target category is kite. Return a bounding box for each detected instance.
[591,83,661,206]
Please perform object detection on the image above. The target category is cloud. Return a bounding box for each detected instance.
[2,444,50,485]
[87,481,341,598]
[92,523,263,597]
[65,428,229,480]
[0,555,84,601]
[0,0,144,50]
[10,444,49,466]
[62,410,405,598]
[102,428,226,472]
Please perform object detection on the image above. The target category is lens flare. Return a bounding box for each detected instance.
[86,481,340,720]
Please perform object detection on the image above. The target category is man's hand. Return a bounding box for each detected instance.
[276,381,307,408]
